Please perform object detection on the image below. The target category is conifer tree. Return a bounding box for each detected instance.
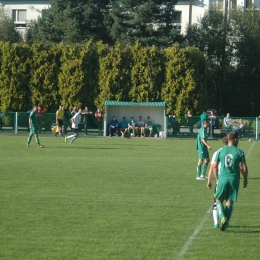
[26,0,111,44]
[29,44,61,111]
[95,42,132,109]
[106,0,183,47]
[0,8,22,43]
[0,43,31,111]
[161,44,208,115]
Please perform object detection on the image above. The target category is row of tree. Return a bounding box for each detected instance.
[0,41,207,115]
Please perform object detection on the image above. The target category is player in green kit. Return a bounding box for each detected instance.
[196,119,211,180]
[213,131,248,231]
[27,106,44,148]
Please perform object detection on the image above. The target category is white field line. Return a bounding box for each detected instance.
[173,141,255,260]
[173,205,212,260]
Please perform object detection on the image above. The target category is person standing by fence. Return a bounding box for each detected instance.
[82,106,93,136]
[55,105,64,137]
[95,108,103,136]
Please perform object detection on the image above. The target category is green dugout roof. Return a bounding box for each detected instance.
[105,101,166,107]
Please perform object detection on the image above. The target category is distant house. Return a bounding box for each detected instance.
[0,0,49,34]
[0,0,258,36]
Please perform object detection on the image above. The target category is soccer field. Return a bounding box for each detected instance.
[1,135,259,260]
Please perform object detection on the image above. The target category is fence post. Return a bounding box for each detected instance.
[15,112,18,134]
[256,117,258,140]
[103,115,106,136]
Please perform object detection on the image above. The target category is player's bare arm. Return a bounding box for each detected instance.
[240,162,248,188]
[207,164,214,189]
[202,138,212,150]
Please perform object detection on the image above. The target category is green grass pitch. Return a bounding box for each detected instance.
[1,135,260,260]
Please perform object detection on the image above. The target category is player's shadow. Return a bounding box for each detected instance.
[248,177,260,180]
[229,225,260,233]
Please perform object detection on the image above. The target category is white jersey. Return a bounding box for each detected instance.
[72,113,81,129]
[211,148,223,173]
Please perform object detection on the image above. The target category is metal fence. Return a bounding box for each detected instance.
[166,116,259,140]
[0,112,103,136]
[0,112,259,139]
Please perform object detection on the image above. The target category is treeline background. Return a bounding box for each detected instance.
[0,41,207,115]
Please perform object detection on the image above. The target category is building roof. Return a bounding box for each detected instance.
[105,101,166,107]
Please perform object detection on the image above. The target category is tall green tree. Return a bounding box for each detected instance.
[0,8,22,43]
[0,43,31,111]
[95,42,132,110]
[185,8,234,115]
[29,44,61,111]
[26,0,111,45]
[161,44,208,115]
[129,42,164,101]
[58,41,99,110]
[106,0,183,47]
[229,5,260,115]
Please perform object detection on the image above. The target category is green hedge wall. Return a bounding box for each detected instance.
[0,41,208,115]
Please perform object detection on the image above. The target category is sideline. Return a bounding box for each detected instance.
[173,141,255,260]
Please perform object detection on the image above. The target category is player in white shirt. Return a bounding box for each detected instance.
[207,136,228,228]
[65,109,82,144]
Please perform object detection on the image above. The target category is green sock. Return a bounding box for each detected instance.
[202,162,209,176]
[35,136,40,145]
[27,135,32,144]
[224,204,234,223]
[196,165,201,177]
[216,202,225,220]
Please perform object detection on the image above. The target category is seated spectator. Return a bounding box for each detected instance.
[224,113,232,134]
[120,117,128,137]
[109,116,119,137]
[232,119,244,133]
[135,116,145,136]
[141,116,153,137]
[128,117,136,137]
[169,110,179,135]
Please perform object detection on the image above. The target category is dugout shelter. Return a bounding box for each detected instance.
[104,101,166,136]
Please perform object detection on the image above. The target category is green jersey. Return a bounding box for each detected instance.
[196,127,207,151]
[215,146,246,180]
[200,113,208,124]
[29,111,38,127]
[146,121,153,127]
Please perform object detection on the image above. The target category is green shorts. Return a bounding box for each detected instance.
[30,126,37,135]
[198,148,209,159]
[215,178,240,202]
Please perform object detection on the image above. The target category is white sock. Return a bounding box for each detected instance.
[67,135,75,139]
[70,137,77,144]
[213,209,219,225]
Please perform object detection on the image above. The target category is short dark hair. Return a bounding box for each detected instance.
[222,136,228,145]
[228,131,239,141]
